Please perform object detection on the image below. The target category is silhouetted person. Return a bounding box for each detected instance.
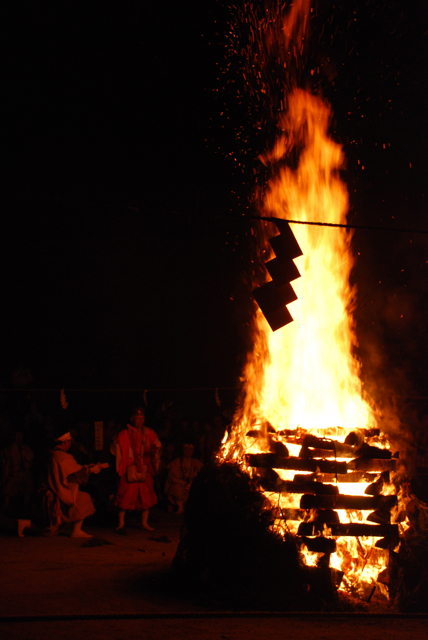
[165,441,203,514]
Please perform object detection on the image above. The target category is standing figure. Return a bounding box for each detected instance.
[112,407,161,532]
[46,430,103,538]
[165,442,203,514]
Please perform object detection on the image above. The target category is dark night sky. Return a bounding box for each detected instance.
[1,1,427,403]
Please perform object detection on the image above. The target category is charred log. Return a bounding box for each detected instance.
[247,453,347,474]
[300,494,397,511]
[246,429,262,438]
[277,480,339,495]
[244,432,289,457]
[367,509,391,525]
[312,509,340,527]
[307,472,379,483]
[364,428,381,437]
[332,568,345,588]
[375,538,392,549]
[344,431,364,446]
[276,427,380,440]
[301,444,393,461]
[349,458,397,472]
[300,446,356,459]
[357,443,392,459]
[299,536,337,554]
[365,480,383,496]
[365,472,390,496]
[312,509,341,525]
[269,441,289,457]
[276,429,305,440]
[297,522,399,537]
[246,423,277,437]
[264,422,277,433]
[257,467,281,491]
[301,435,356,457]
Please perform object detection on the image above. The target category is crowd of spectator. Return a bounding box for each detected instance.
[0,365,230,533]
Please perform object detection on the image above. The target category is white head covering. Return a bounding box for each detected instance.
[55,431,72,442]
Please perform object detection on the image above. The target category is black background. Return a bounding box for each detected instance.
[1,1,427,408]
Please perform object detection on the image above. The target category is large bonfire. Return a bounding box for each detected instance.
[220,0,405,599]
[228,89,372,439]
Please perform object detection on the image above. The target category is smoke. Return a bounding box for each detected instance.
[352,233,428,471]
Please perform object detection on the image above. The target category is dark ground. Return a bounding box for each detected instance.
[1,616,427,640]
[0,508,427,640]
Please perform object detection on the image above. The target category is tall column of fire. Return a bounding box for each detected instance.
[220,0,403,598]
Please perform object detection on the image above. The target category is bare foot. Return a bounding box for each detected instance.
[115,527,127,535]
[17,519,32,537]
[142,524,154,531]
[70,530,93,538]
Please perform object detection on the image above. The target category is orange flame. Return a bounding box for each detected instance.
[222,88,394,595]
[220,0,400,598]
[227,90,375,450]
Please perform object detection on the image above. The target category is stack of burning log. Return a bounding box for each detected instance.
[245,425,401,582]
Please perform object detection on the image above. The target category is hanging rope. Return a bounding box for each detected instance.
[251,215,428,235]
[13,193,428,235]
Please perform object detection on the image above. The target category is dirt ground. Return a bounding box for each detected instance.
[0,508,188,617]
[0,508,427,640]
[1,616,428,640]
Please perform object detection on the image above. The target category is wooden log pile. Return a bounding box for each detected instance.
[246,427,400,558]
[247,453,348,474]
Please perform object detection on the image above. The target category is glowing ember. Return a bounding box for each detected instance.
[220,0,405,599]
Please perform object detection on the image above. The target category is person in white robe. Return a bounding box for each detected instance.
[165,442,203,514]
[46,431,104,538]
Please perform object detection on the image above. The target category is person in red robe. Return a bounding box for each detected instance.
[112,407,161,532]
